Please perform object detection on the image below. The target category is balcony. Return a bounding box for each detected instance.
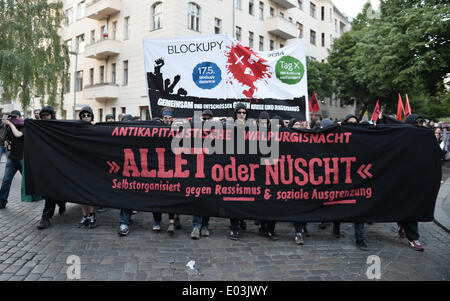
[84,83,119,101]
[85,39,121,59]
[270,0,296,9]
[266,16,298,40]
[86,0,121,20]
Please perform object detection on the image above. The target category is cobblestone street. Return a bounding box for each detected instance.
[0,163,449,281]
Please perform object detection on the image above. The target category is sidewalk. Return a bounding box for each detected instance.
[434,162,450,232]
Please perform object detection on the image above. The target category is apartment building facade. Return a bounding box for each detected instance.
[1,0,355,120]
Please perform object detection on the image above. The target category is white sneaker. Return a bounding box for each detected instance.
[119,224,129,236]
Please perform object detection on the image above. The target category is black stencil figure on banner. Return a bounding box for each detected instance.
[147,58,187,96]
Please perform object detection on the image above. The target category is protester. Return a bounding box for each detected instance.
[228,103,249,240]
[151,107,180,234]
[0,111,24,209]
[78,107,97,228]
[397,114,427,251]
[0,115,9,163]
[37,106,67,229]
[190,110,214,239]
[105,114,115,122]
[33,109,41,120]
[332,115,368,251]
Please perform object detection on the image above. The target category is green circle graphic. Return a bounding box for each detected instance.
[275,56,304,85]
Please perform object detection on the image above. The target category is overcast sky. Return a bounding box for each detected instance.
[332,0,380,19]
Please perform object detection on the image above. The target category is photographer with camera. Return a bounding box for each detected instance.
[0,110,25,209]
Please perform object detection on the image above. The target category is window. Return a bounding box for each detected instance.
[100,26,107,41]
[75,34,85,53]
[98,109,103,123]
[235,0,241,9]
[66,8,73,25]
[335,19,337,32]
[310,30,316,45]
[321,6,325,21]
[310,2,316,18]
[259,2,264,20]
[249,0,254,15]
[123,60,128,85]
[298,0,303,10]
[270,40,274,51]
[214,18,222,34]
[77,1,85,19]
[111,63,116,83]
[259,35,264,51]
[270,7,274,17]
[152,2,162,30]
[340,22,345,34]
[124,17,130,39]
[65,74,70,93]
[188,3,200,31]
[321,33,325,47]
[76,71,83,92]
[112,21,117,40]
[121,107,126,114]
[90,30,95,44]
[235,26,241,41]
[279,12,284,18]
[280,43,284,48]
[66,39,72,52]
[89,68,94,86]
[112,107,116,119]
[249,31,254,48]
[99,66,104,84]
[288,17,293,23]
[330,8,332,23]
[297,22,303,38]
[140,106,150,121]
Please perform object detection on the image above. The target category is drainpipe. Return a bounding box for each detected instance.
[232,0,235,38]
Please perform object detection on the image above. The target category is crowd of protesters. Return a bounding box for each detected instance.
[0,103,448,253]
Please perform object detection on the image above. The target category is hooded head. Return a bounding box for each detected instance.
[272,115,285,128]
[202,109,213,121]
[343,114,359,124]
[320,118,334,128]
[121,114,134,122]
[288,117,307,129]
[105,114,115,122]
[233,103,248,122]
[79,106,94,121]
[8,110,21,119]
[404,114,424,126]
[39,106,56,120]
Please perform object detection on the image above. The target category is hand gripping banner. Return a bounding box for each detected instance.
[143,35,307,120]
[24,120,441,222]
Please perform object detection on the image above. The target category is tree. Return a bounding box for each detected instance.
[0,0,69,113]
[306,58,335,103]
[329,0,450,119]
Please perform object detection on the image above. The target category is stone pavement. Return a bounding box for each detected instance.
[0,163,449,281]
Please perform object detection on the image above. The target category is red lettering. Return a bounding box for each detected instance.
[155,148,173,178]
[323,157,339,184]
[123,149,140,177]
[139,148,156,177]
[309,158,323,185]
[340,157,356,184]
[265,159,279,185]
[294,158,308,185]
[174,153,189,178]
[224,157,238,181]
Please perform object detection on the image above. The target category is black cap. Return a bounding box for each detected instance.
[202,110,213,117]
[8,110,21,118]
[105,114,115,121]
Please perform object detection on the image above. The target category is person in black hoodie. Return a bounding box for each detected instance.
[36,106,68,229]
[397,114,425,251]
[78,106,97,228]
[0,110,24,209]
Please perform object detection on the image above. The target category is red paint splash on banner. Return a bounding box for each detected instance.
[225,43,272,98]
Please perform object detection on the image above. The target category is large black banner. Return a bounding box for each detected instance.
[24,120,441,222]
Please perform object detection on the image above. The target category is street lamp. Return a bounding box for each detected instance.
[69,51,78,120]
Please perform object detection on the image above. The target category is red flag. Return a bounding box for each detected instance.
[397,93,404,120]
[310,92,320,118]
[405,94,412,117]
[371,100,381,123]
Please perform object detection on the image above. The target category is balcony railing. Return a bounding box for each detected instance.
[84,83,119,101]
[86,0,121,20]
[84,39,121,59]
[266,16,298,40]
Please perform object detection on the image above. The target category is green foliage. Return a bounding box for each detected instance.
[329,0,450,119]
[306,58,335,102]
[0,0,69,113]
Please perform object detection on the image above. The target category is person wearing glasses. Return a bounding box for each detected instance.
[0,111,24,209]
[37,106,67,229]
[78,107,97,228]
[228,103,249,240]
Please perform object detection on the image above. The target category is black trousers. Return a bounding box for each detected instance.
[152,212,175,222]
[260,221,276,234]
[398,222,419,241]
[42,199,65,220]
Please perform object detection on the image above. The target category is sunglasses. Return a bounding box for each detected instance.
[81,113,92,118]
[237,111,247,115]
